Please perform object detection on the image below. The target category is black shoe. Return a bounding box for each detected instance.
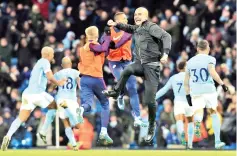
[145,122,156,143]
[102,90,119,98]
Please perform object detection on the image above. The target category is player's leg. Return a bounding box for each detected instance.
[174,102,187,146]
[62,118,80,150]
[93,78,113,145]
[192,95,205,138]
[175,114,186,146]
[103,61,144,98]
[187,116,194,149]
[37,93,56,143]
[143,64,159,142]
[78,76,94,123]
[185,105,194,149]
[206,93,225,149]
[1,93,33,151]
[108,61,126,110]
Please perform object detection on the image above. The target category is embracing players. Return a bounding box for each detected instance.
[1,47,66,151]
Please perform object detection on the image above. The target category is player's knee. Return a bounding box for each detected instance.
[47,100,57,109]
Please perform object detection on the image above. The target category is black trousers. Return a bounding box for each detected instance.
[114,61,160,124]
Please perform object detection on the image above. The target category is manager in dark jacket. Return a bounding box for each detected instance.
[103,7,172,143]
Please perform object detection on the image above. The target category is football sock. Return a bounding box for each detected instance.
[188,122,194,147]
[176,120,184,135]
[65,127,77,146]
[211,113,221,143]
[6,118,22,138]
[40,109,56,135]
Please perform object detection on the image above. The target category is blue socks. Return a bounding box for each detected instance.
[6,118,22,138]
[211,113,221,143]
[176,120,184,135]
[188,122,194,147]
[65,127,77,146]
[40,109,56,135]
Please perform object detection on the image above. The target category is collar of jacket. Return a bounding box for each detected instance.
[141,20,149,26]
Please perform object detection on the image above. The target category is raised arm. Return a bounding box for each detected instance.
[115,23,138,34]
[115,32,132,48]
[155,78,172,100]
[89,35,111,53]
[107,19,138,34]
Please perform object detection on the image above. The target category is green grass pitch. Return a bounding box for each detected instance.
[1,150,236,156]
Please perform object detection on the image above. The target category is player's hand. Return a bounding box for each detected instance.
[109,41,116,49]
[160,54,168,64]
[58,78,67,86]
[186,94,192,106]
[222,84,228,92]
[104,26,111,35]
[107,19,117,26]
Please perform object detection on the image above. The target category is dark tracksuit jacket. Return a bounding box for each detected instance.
[114,20,172,123]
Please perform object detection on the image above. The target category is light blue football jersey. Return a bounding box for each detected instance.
[186,54,216,96]
[54,68,80,101]
[24,58,51,94]
[156,72,187,102]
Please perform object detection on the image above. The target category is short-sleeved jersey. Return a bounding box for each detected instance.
[24,58,51,94]
[54,68,80,101]
[156,72,187,102]
[186,54,216,96]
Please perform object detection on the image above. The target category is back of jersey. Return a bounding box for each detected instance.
[187,54,216,96]
[54,68,80,101]
[171,72,187,102]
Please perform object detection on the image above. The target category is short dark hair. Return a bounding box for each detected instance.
[177,61,186,70]
[114,12,125,20]
[197,40,209,51]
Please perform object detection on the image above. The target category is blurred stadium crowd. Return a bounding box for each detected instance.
[0,0,236,150]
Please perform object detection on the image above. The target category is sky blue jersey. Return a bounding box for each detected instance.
[186,54,216,96]
[54,68,80,101]
[24,58,51,94]
[156,72,187,102]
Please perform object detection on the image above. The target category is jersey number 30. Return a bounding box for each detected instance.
[62,77,73,89]
[191,68,208,82]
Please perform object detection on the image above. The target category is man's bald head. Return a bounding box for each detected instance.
[41,46,54,62]
[61,57,72,68]
[134,7,149,25]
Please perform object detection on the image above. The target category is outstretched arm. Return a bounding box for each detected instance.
[115,23,138,34]
[155,78,172,100]
[115,32,132,48]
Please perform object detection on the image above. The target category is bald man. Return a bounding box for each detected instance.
[1,47,66,151]
[101,12,146,127]
[54,57,81,150]
[103,7,172,142]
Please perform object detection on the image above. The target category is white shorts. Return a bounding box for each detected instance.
[174,101,194,117]
[56,98,80,126]
[21,92,54,111]
[192,92,218,111]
